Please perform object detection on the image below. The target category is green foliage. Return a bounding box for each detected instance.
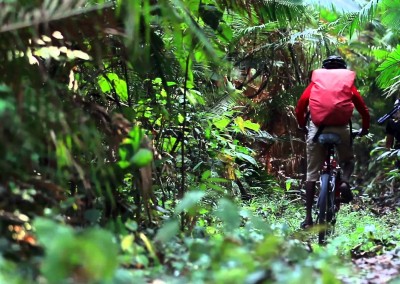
[329,206,400,256]
[98,73,128,101]
[0,257,29,284]
[35,218,119,283]
[0,0,400,282]
[381,0,400,30]
[151,194,350,283]
[118,126,153,169]
[376,45,400,94]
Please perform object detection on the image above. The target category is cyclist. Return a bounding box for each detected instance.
[295,55,370,229]
[385,99,400,150]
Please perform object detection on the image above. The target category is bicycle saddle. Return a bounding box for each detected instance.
[317,133,341,144]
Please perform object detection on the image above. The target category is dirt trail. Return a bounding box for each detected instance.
[345,200,400,284]
[348,249,400,283]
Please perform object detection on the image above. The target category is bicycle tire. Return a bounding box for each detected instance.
[317,173,334,244]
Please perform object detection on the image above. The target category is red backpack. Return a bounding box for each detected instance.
[309,69,355,126]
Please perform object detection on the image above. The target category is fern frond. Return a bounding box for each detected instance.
[208,90,245,115]
[330,0,381,38]
[261,0,307,24]
[383,74,400,98]
[358,0,380,24]
[376,45,400,89]
[244,129,276,143]
[326,12,358,37]
[381,0,400,31]
[289,28,324,44]
[236,23,279,38]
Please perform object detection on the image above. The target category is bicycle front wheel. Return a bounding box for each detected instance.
[317,173,334,245]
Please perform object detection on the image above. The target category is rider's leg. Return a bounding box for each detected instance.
[338,160,354,203]
[334,125,355,203]
[302,181,316,228]
[301,122,324,228]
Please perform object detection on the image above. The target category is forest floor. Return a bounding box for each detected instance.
[346,194,400,284]
[254,189,400,284]
[349,249,400,284]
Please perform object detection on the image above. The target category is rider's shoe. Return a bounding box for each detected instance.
[300,219,313,229]
[339,182,353,203]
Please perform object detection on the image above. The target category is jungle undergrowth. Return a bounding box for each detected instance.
[245,193,400,257]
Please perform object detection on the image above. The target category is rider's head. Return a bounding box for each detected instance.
[322,55,347,69]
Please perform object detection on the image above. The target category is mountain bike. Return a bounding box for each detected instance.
[315,130,360,245]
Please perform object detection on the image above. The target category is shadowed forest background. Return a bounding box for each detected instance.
[1,0,400,283]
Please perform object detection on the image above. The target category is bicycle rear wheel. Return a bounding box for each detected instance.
[317,173,334,244]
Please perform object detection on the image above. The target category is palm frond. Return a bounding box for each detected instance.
[381,0,400,31]
[376,45,400,89]
[289,28,325,44]
[235,22,280,39]
[383,74,400,98]
[334,12,359,37]
[259,0,307,25]
[358,0,380,24]
[208,90,245,115]
[244,129,276,143]
[330,0,380,38]
[220,0,307,25]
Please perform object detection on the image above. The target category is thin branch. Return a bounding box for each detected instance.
[179,54,191,200]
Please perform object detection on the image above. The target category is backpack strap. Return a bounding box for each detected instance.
[305,111,310,124]
[349,119,353,146]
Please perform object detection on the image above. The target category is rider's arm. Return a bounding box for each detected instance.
[295,82,314,128]
[351,85,370,132]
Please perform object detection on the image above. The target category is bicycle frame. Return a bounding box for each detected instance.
[315,133,342,244]
[311,130,360,244]
[321,143,342,211]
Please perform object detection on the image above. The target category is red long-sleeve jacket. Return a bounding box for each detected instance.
[295,82,370,130]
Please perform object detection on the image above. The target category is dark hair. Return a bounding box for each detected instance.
[322,55,347,69]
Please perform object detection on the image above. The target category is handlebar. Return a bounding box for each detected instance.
[352,129,366,139]
[378,104,400,124]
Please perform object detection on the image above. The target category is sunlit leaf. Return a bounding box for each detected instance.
[139,233,157,260]
[201,170,211,180]
[213,116,231,130]
[178,113,184,123]
[71,50,91,60]
[98,73,128,101]
[121,234,134,252]
[234,116,245,133]
[243,120,260,131]
[130,149,153,167]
